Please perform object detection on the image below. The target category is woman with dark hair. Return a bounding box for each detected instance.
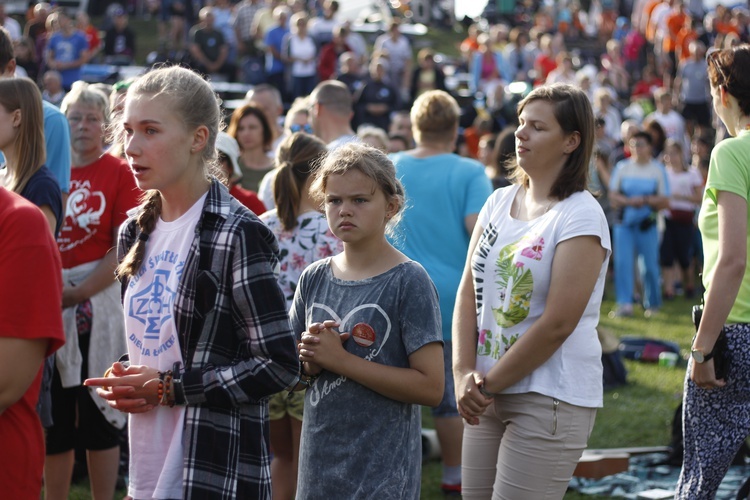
[644,117,667,158]
[609,130,670,317]
[259,132,342,500]
[226,103,274,192]
[676,44,750,497]
[454,83,611,498]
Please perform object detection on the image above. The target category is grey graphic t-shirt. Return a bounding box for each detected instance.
[290,259,442,499]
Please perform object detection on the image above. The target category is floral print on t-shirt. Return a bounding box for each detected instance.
[476,228,547,359]
[260,210,344,307]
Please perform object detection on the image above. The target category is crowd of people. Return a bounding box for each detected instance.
[1,0,750,498]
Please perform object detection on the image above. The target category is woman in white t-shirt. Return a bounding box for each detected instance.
[454,83,611,499]
[283,12,317,101]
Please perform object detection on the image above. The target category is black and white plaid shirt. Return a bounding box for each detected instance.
[119,180,299,499]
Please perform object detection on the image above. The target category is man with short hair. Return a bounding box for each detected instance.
[309,80,358,150]
[189,7,235,79]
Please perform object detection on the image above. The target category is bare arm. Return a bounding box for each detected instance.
[483,235,606,393]
[299,328,444,406]
[62,228,119,308]
[453,223,493,424]
[644,193,670,211]
[691,191,747,387]
[39,205,57,236]
[0,338,49,414]
[464,213,479,237]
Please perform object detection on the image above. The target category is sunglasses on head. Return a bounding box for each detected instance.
[706,47,730,90]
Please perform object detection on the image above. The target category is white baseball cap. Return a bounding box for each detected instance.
[215,131,242,181]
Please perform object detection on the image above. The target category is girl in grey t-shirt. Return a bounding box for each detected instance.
[292,144,444,499]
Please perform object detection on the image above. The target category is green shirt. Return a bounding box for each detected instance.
[698,128,750,323]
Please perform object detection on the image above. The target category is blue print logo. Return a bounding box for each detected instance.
[128,269,177,340]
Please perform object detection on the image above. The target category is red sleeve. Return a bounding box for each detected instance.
[247,193,267,216]
[0,198,64,355]
[230,185,267,216]
[318,45,335,81]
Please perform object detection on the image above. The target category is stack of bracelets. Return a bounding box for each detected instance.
[157,370,176,407]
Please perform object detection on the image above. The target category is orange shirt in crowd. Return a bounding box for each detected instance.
[643,0,664,42]
[663,10,686,53]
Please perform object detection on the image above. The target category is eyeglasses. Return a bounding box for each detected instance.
[706,47,730,89]
[67,114,102,125]
[289,123,313,134]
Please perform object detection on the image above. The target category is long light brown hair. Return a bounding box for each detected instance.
[116,66,222,280]
[0,77,46,193]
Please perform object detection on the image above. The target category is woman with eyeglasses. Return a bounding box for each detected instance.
[47,81,140,500]
[676,44,750,497]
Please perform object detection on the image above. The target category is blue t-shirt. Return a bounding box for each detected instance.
[390,152,493,341]
[610,158,670,226]
[19,165,63,236]
[43,101,71,194]
[0,101,71,194]
[264,26,289,75]
[47,30,88,89]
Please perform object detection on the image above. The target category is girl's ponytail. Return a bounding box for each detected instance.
[273,132,327,231]
[116,191,162,279]
[274,160,302,231]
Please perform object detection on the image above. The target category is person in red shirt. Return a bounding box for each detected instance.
[216,131,267,216]
[317,24,351,82]
[0,186,65,500]
[663,1,688,82]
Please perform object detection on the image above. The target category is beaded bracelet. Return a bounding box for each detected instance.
[157,370,175,407]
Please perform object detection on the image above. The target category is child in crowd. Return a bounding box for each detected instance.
[293,143,444,498]
[84,66,299,499]
[259,131,342,499]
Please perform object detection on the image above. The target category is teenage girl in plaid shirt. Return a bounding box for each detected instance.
[85,66,299,499]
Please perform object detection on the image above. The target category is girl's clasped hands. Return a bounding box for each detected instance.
[298,319,350,373]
